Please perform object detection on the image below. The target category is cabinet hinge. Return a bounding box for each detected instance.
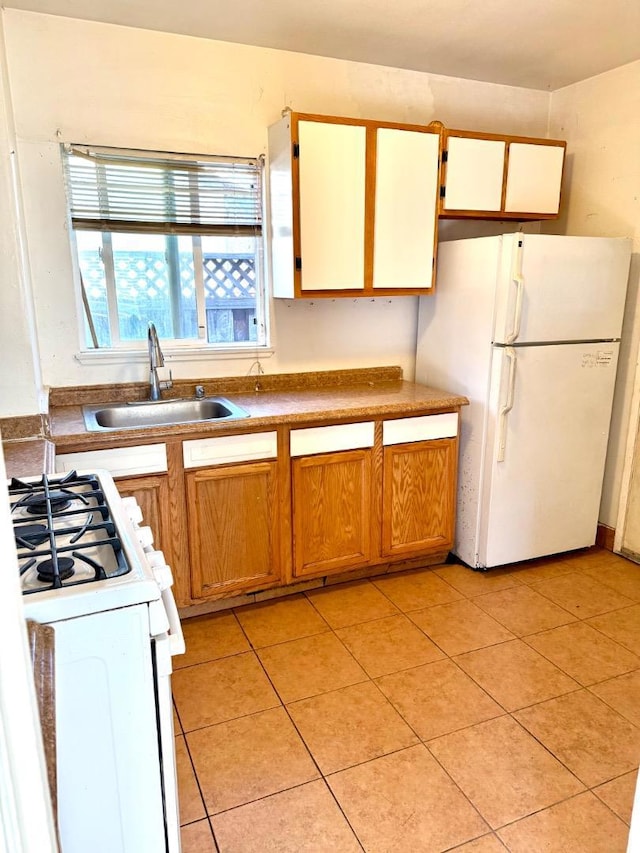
[442,150,448,163]
[295,256,302,271]
[293,142,300,159]
[439,185,446,198]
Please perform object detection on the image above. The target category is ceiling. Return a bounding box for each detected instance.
[5,0,640,90]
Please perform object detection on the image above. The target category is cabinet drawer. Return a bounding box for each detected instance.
[183,432,278,468]
[290,422,375,457]
[382,413,458,446]
[56,444,168,477]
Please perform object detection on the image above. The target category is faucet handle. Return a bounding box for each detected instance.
[160,369,173,392]
[195,384,205,399]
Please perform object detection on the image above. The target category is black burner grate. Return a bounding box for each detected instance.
[10,470,131,594]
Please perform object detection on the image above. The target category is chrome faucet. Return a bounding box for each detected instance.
[147,322,172,401]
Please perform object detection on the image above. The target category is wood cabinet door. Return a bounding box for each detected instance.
[297,119,367,291]
[186,462,280,599]
[292,449,372,578]
[382,439,456,558]
[372,127,440,290]
[115,473,171,559]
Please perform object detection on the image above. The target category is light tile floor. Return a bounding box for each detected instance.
[172,547,640,852]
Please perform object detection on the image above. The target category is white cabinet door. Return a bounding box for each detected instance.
[443,136,506,212]
[298,120,366,291]
[373,128,440,289]
[504,143,565,214]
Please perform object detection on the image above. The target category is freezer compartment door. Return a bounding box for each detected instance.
[494,235,631,344]
[478,342,620,567]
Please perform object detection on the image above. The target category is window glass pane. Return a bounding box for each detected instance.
[76,231,111,347]
[201,235,258,344]
[176,235,199,339]
[111,233,198,342]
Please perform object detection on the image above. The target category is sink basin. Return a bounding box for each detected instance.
[83,397,250,432]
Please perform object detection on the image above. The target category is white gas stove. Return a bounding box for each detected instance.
[10,468,184,853]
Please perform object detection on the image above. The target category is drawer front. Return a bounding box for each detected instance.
[56,443,168,477]
[382,413,458,446]
[183,432,278,468]
[290,422,375,457]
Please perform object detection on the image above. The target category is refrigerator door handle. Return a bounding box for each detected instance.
[505,238,524,344]
[497,347,517,462]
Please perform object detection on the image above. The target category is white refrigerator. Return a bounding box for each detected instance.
[416,233,632,569]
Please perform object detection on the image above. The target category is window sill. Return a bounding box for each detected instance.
[74,345,275,366]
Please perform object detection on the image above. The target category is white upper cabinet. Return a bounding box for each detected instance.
[268,112,440,298]
[440,129,566,220]
[504,142,566,215]
[443,136,506,212]
[298,120,366,292]
[373,128,440,290]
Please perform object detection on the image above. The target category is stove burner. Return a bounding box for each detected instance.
[15,523,49,548]
[24,491,72,515]
[36,557,75,583]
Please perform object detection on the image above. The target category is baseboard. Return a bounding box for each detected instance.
[596,524,616,552]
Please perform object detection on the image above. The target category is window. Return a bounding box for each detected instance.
[63,145,266,351]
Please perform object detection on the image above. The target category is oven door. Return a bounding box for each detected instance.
[55,604,168,853]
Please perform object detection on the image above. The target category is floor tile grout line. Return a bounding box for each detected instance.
[440,831,504,852]
[250,643,367,852]
[518,630,640,688]
[206,777,368,851]
[487,789,618,835]
[582,604,640,652]
[506,710,598,790]
[172,696,184,735]
[451,639,585,703]
[242,588,474,833]
[174,550,639,849]
[351,656,510,834]
[527,574,637,619]
[584,683,640,729]
[301,576,402,626]
[180,729,220,852]
[591,773,638,827]
[205,815,221,853]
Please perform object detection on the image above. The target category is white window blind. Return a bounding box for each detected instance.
[63,144,262,236]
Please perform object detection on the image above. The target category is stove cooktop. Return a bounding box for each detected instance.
[10,470,131,595]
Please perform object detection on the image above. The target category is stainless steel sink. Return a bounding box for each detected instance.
[82,397,250,432]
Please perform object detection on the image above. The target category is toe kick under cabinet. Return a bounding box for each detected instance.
[57,410,460,606]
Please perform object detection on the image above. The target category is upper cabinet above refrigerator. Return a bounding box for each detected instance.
[439,128,566,220]
[268,112,441,298]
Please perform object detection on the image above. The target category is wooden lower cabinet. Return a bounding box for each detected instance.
[185,461,281,599]
[115,473,171,560]
[292,448,373,578]
[382,438,456,557]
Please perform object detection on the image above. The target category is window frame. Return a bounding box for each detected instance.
[63,144,270,357]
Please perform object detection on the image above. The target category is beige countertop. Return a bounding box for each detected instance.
[48,367,468,450]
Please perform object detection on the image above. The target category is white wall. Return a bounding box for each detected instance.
[0,20,42,416]
[0,10,551,415]
[548,59,640,529]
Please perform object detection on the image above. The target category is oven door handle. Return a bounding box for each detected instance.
[161,586,185,656]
